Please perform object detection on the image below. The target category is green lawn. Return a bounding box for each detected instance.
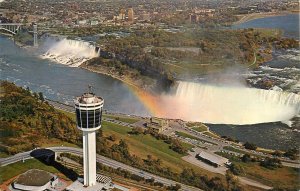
[175,131,217,145]
[181,142,194,150]
[104,114,140,124]
[215,151,299,189]
[203,131,219,138]
[237,161,299,189]
[102,122,216,177]
[223,146,259,157]
[40,139,79,148]
[191,126,208,132]
[0,159,68,183]
[187,122,208,132]
[0,152,9,158]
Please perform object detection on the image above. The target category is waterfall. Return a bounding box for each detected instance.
[41,38,99,67]
[159,81,300,125]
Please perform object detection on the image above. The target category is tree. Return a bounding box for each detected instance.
[97,130,103,138]
[260,157,282,169]
[146,177,155,184]
[283,148,299,160]
[167,184,181,191]
[130,127,144,135]
[272,150,283,157]
[229,164,244,175]
[226,171,238,190]
[25,86,31,95]
[241,154,251,163]
[243,142,257,150]
[38,92,44,101]
[108,134,116,141]
[170,139,187,154]
[130,174,144,182]
[154,182,164,187]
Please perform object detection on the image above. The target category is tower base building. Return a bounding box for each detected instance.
[65,175,113,191]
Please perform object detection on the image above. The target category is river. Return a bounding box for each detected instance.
[0,36,149,116]
[1,14,299,150]
[233,13,300,39]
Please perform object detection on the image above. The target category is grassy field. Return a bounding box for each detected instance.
[40,138,79,148]
[203,131,219,138]
[0,152,9,158]
[0,159,69,184]
[102,121,216,177]
[187,122,208,132]
[104,114,140,124]
[215,151,300,189]
[175,131,217,145]
[191,126,208,132]
[238,161,300,189]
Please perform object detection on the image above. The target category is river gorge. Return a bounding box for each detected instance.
[1,14,299,150]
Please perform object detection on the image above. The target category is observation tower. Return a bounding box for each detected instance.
[74,86,104,186]
[33,23,38,47]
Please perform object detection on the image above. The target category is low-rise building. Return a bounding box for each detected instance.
[66,174,113,191]
[146,117,169,133]
[90,20,98,26]
[11,169,58,191]
[196,151,230,167]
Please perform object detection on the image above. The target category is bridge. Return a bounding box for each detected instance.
[0,23,23,35]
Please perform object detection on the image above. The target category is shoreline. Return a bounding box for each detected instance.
[79,64,144,92]
[233,11,297,25]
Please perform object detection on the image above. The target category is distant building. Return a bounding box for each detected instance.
[77,20,87,25]
[196,151,230,167]
[90,20,98,26]
[146,117,168,133]
[195,9,216,14]
[128,8,134,22]
[194,9,215,17]
[119,8,126,20]
[11,169,58,191]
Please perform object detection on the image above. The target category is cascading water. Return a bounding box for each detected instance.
[159,81,300,125]
[41,38,99,67]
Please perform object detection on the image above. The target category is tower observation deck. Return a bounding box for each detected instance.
[74,89,104,187]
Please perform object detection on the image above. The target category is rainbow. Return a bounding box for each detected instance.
[126,84,164,117]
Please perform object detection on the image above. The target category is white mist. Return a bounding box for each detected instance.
[159,81,300,125]
[41,38,99,67]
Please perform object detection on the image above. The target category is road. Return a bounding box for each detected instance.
[0,147,202,191]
